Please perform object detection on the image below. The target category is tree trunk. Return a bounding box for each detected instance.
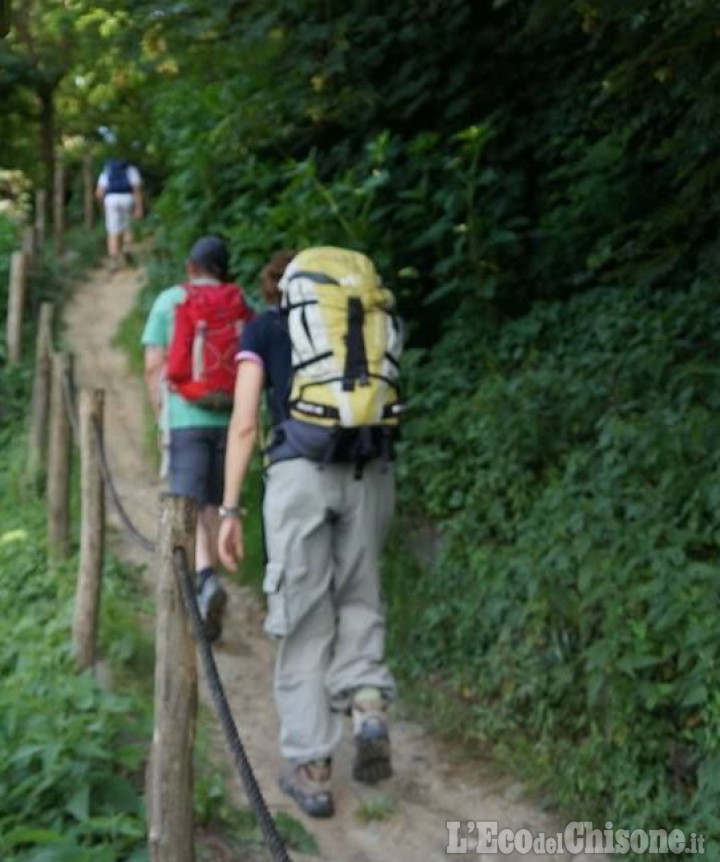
[6,251,27,365]
[0,0,11,39]
[83,155,95,230]
[38,85,55,226]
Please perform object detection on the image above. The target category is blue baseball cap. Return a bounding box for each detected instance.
[188,235,230,280]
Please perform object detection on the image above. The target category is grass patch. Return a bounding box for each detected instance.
[355,793,397,823]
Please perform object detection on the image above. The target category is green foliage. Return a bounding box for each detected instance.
[387,277,720,850]
[0,454,148,861]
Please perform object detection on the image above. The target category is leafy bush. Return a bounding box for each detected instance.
[0,452,148,861]
[388,278,720,850]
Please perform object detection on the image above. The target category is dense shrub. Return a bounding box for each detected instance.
[391,278,720,847]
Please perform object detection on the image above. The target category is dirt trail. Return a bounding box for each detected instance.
[64,263,600,862]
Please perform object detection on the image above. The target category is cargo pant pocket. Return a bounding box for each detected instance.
[263,562,289,637]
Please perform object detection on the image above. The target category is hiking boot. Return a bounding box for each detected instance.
[197,573,227,643]
[352,688,392,784]
[279,759,334,818]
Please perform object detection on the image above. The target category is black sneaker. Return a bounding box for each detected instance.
[197,574,227,643]
[279,760,334,818]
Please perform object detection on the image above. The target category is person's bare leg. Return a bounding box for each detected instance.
[107,233,121,271]
[196,505,220,572]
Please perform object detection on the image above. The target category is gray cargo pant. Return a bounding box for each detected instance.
[262,457,397,764]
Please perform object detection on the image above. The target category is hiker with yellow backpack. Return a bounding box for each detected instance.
[218,246,403,818]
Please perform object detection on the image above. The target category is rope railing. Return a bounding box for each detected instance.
[92,417,156,552]
[59,359,156,552]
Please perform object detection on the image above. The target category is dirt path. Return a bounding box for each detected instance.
[64,263,600,862]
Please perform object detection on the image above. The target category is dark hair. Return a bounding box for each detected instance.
[188,235,230,281]
[260,249,296,305]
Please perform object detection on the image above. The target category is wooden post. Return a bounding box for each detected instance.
[35,189,47,248]
[47,351,73,560]
[83,155,95,230]
[6,251,27,364]
[53,156,65,252]
[72,390,105,670]
[27,302,54,482]
[148,495,197,862]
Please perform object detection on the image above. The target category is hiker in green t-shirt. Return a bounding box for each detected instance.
[142,236,250,642]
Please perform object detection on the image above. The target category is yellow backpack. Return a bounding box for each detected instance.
[279,247,403,430]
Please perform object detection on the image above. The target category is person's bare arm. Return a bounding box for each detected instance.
[218,360,264,570]
[144,345,165,420]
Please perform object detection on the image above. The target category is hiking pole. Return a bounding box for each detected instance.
[172,546,293,862]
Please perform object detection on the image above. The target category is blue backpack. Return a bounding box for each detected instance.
[105,159,132,194]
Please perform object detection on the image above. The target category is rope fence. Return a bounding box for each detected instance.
[92,418,157,552]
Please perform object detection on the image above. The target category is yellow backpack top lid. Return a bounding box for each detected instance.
[279,247,403,429]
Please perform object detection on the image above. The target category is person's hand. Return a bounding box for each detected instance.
[218,515,244,572]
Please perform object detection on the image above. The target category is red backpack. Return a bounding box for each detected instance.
[165,282,255,408]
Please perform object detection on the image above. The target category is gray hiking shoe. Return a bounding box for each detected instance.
[197,573,227,643]
[279,759,334,818]
[352,689,392,784]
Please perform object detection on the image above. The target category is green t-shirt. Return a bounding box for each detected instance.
[141,281,232,430]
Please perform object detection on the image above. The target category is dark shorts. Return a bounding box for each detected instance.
[169,427,227,507]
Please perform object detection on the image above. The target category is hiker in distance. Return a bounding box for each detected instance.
[95,157,144,272]
[142,235,254,641]
[219,246,404,818]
